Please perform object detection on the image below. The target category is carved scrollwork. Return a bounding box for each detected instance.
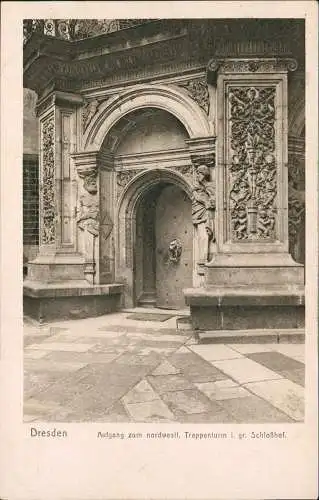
[116,169,145,198]
[168,164,194,180]
[178,78,210,114]
[228,86,277,241]
[40,114,56,245]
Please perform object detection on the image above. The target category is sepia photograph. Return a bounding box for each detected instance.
[22,16,307,425]
[1,2,318,498]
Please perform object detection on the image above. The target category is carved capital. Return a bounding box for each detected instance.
[207,57,298,84]
[36,90,83,117]
[72,151,102,195]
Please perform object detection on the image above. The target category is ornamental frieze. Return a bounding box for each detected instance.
[40,114,56,245]
[227,86,277,241]
[177,78,210,114]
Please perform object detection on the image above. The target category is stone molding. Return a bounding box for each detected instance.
[186,136,216,167]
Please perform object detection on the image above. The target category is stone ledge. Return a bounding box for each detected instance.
[184,285,305,307]
[197,329,305,344]
[23,280,124,298]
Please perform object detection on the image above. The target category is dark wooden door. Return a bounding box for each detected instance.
[155,184,193,309]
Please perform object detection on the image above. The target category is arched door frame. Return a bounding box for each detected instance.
[83,83,213,151]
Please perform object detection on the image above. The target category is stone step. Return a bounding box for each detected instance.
[196,328,305,344]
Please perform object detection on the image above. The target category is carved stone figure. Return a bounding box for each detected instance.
[192,164,215,262]
[77,193,99,236]
[168,239,182,263]
[77,167,98,195]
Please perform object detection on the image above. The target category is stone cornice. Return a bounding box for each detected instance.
[72,150,115,172]
[114,148,191,170]
[24,20,304,96]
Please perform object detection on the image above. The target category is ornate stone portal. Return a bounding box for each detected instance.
[23,21,305,324]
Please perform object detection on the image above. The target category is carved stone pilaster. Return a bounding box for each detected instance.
[288,137,305,251]
[40,113,56,245]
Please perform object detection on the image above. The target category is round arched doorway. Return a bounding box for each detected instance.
[116,168,194,310]
[135,180,193,309]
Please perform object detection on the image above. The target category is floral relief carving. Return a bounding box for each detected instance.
[41,115,56,245]
[228,86,277,241]
[178,78,210,114]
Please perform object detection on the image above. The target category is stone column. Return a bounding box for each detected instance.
[26,91,86,284]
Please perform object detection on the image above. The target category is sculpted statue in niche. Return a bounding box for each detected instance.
[192,164,216,262]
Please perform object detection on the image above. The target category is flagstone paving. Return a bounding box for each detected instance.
[23,309,305,423]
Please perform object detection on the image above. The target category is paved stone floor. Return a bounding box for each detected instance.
[24,309,305,423]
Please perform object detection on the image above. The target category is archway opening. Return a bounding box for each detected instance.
[134,180,193,310]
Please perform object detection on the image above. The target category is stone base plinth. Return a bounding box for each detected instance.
[23,280,124,323]
[27,253,86,282]
[184,285,305,331]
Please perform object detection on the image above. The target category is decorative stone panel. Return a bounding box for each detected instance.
[211,57,298,253]
[227,86,277,241]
